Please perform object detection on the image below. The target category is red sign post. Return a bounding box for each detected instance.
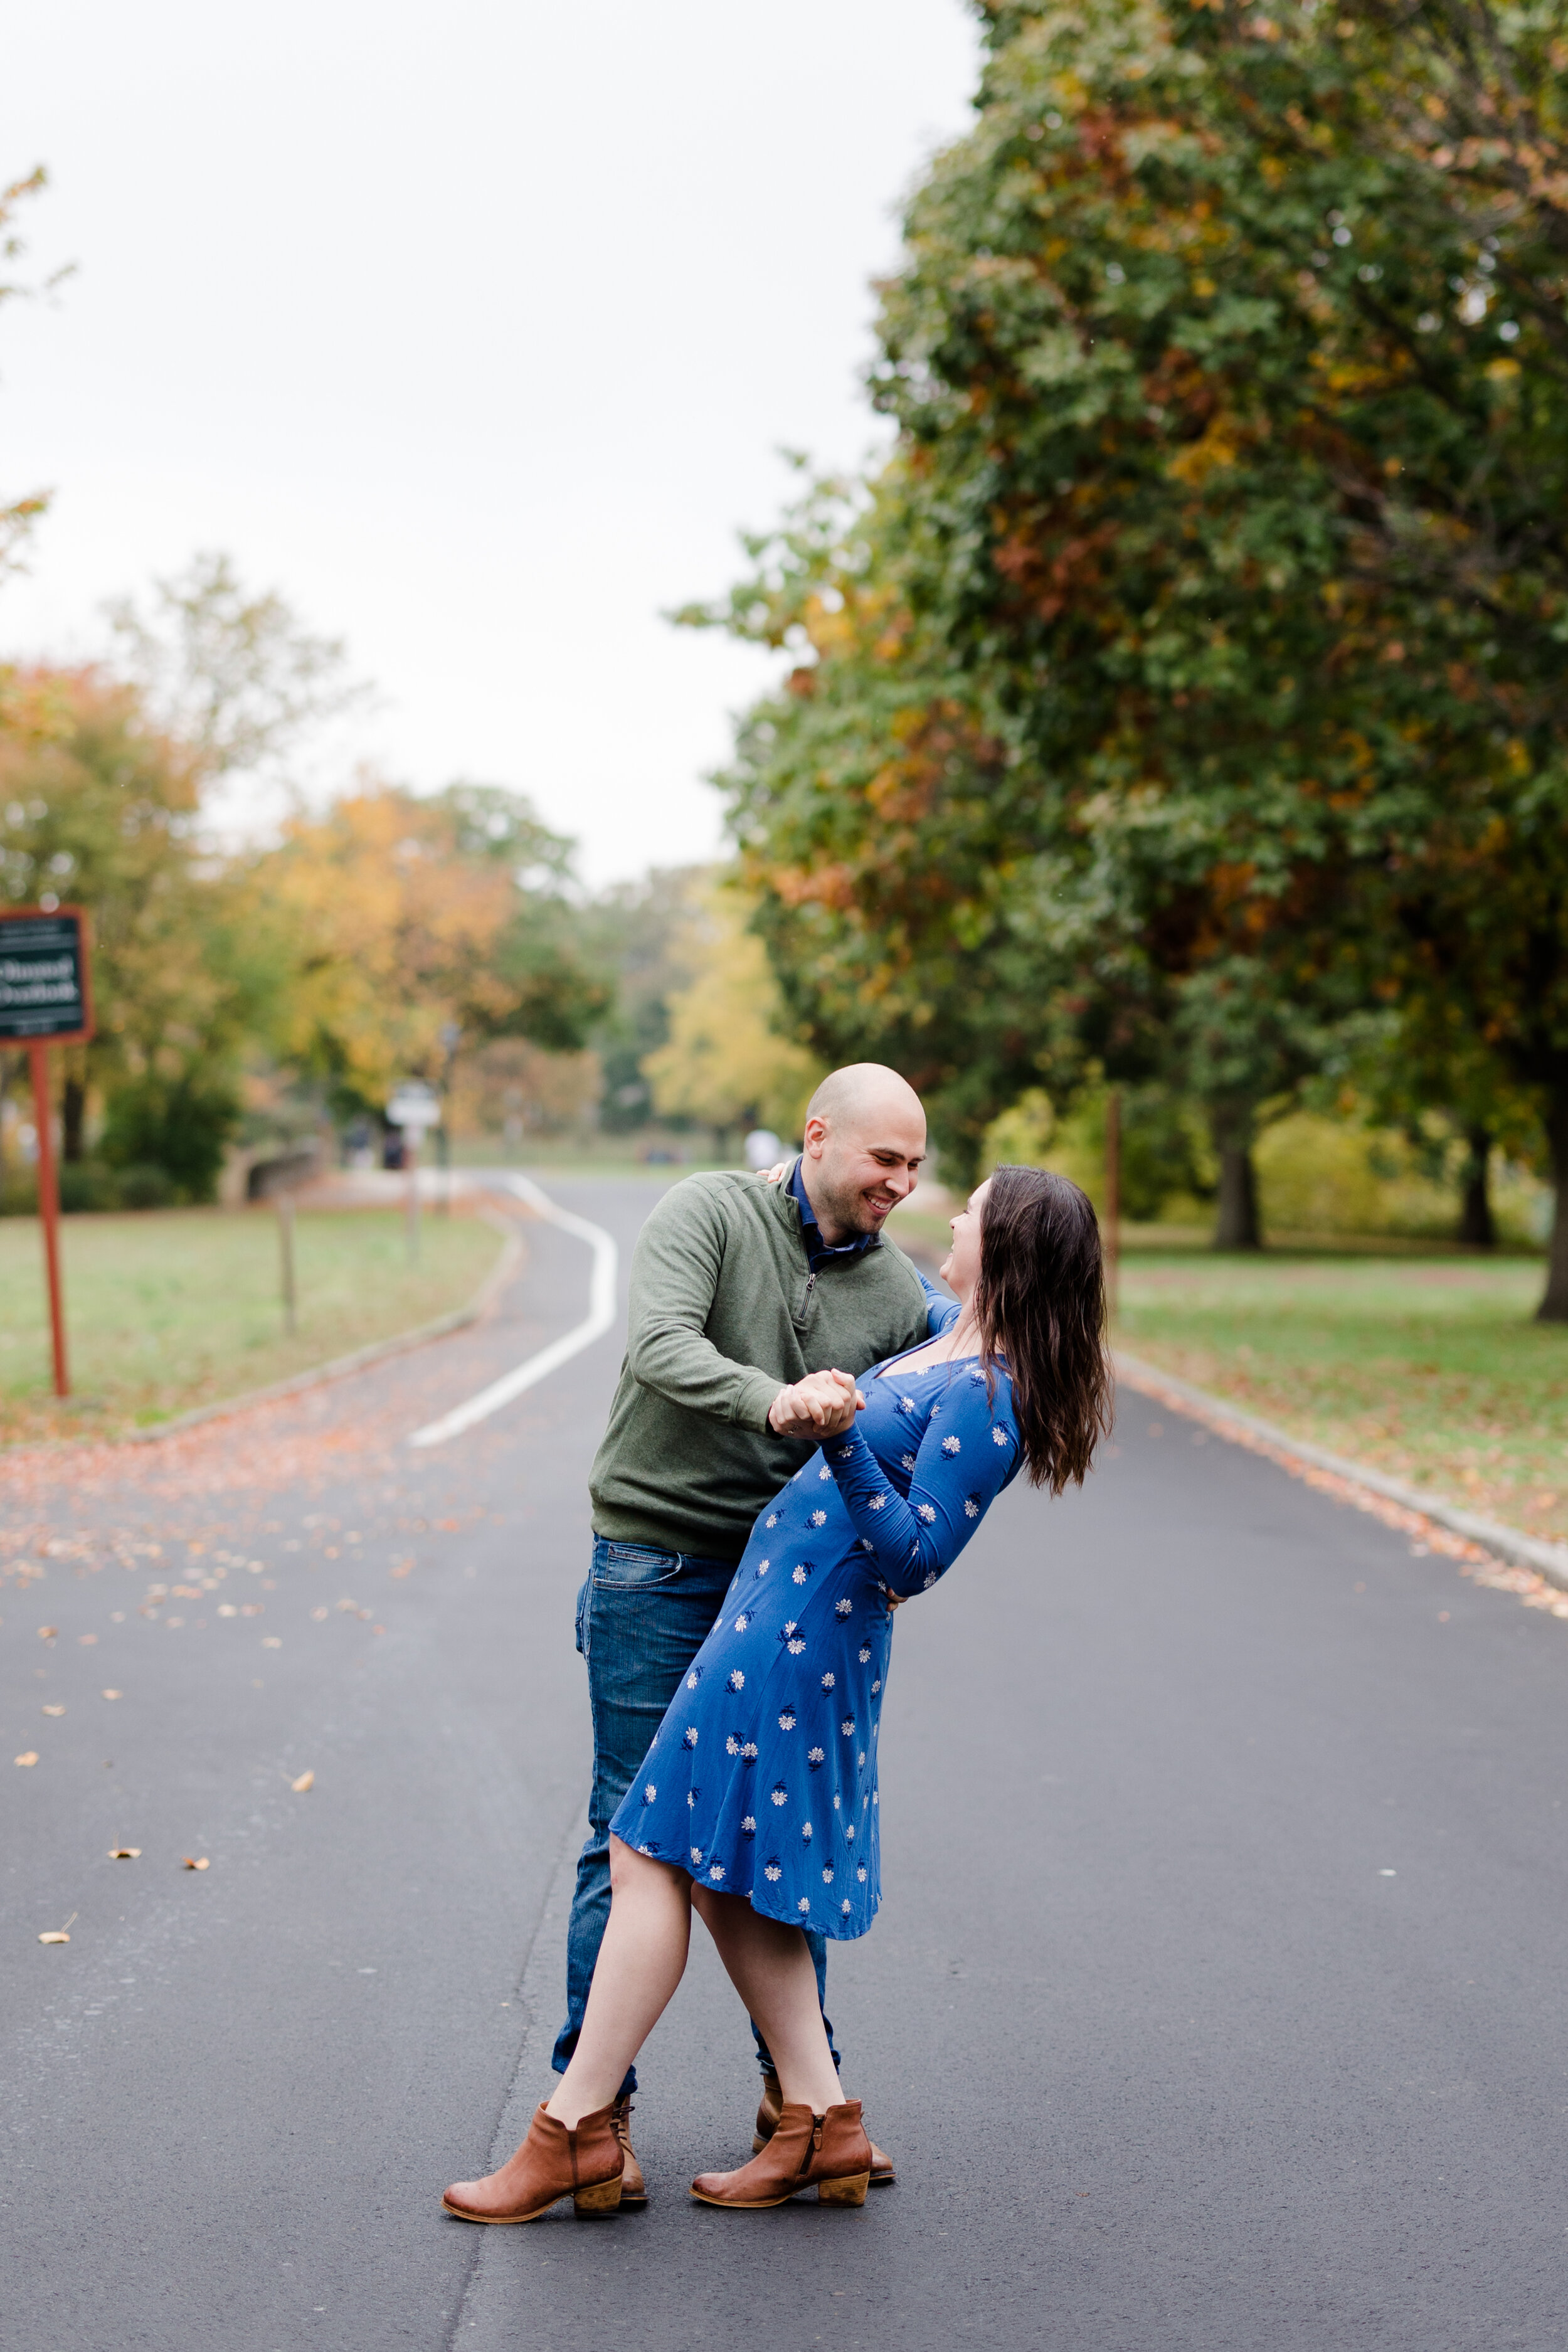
[0,908,95,1398]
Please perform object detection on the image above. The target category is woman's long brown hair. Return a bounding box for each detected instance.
[973,1165,1113,1492]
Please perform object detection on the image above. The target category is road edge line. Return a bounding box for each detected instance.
[1114,1346,1568,1595]
[408,1175,618,1448]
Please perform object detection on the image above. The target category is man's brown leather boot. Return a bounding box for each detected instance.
[442,2099,623,2223]
[753,2066,896,2185]
[693,2098,872,2208]
[612,2092,647,2206]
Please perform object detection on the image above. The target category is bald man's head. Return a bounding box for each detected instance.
[798,1063,928,1244]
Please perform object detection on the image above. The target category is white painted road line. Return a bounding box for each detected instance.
[407,1173,618,1448]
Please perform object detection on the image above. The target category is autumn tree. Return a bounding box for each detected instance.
[253,781,606,1118]
[642,873,824,1147]
[696,0,1568,1296]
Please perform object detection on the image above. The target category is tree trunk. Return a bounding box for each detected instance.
[1209,1102,1261,1250]
[1537,1090,1568,1321]
[62,1074,85,1165]
[1458,1128,1495,1249]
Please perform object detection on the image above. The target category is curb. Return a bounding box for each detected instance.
[1113,1347,1568,1597]
[125,1209,527,1445]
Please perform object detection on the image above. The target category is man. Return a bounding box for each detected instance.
[554,1062,946,2199]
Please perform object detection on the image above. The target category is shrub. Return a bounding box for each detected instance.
[100,1071,240,1204]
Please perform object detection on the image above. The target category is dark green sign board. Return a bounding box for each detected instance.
[0,907,94,1044]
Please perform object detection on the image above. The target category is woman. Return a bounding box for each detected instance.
[443,1164,1111,2222]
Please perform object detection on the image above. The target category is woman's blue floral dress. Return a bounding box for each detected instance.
[608,1333,1022,1938]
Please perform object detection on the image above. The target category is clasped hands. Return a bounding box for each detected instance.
[768,1367,865,1439]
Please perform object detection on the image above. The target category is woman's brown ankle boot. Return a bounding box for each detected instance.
[755,2067,896,2186]
[692,2099,872,2209]
[443,2100,624,2223]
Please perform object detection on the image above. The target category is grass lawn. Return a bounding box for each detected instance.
[1119,1254,1568,1545]
[0,1205,505,1446]
[886,1200,1568,1546]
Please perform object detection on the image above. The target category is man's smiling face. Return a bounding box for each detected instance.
[802,1087,927,1244]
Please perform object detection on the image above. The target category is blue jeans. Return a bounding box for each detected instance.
[552,1535,837,2094]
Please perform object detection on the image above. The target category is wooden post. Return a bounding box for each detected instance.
[1104,1086,1121,1323]
[405,1136,420,1267]
[277,1189,297,1336]
[28,1041,68,1397]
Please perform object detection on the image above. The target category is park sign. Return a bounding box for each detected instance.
[0,906,94,1044]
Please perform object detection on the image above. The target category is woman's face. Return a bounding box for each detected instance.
[939,1177,990,1300]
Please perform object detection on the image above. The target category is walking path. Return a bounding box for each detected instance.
[4,1176,1567,2349]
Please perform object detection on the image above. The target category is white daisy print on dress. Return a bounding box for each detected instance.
[845,1823,856,1841]
[687,1791,697,1809]
[841,1897,853,1915]
[900,1395,916,1412]
[833,1793,841,1809]
[642,1783,657,1803]
[916,1503,936,1524]
[810,1509,827,1528]
[859,1645,872,1665]
[765,1861,782,1882]
[840,1717,856,1737]
[765,1514,778,1528]
[807,1746,825,1770]
[901,1452,917,1471]
[727,1668,744,1692]
[871,1679,882,1693]
[742,1740,758,1763]
[733,1612,751,1632]
[798,1897,811,1914]
[818,1466,832,1481]
[788,1637,805,1655]
[835,1597,852,1618]
[683,1727,699,1749]
[690,1846,702,1865]
[779,1708,797,1730]
[868,1493,887,1512]
[964,1496,981,1519]
[771,1783,789,1806]
[686,1670,701,1690]
[992,1426,1009,1447]
[709,1862,725,1880]
[801,1821,813,1841]
[820,1671,835,1691]
[741,1815,756,1836]
[924,1571,938,1589]
[835,1443,854,1461]
[726,1735,740,1756]
[822,1867,834,1883]
[793,1563,811,1585]
[857,1865,867,1882]
[941,1434,960,1455]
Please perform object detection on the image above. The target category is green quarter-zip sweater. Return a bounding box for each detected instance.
[588,1167,934,1562]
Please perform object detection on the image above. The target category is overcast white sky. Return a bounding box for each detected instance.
[0,1,979,886]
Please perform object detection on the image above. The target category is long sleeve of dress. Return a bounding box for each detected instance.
[913,1267,961,1336]
[825,1363,1019,1597]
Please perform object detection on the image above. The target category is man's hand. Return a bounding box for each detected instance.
[753,1160,792,1185]
[768,1367,866,1439]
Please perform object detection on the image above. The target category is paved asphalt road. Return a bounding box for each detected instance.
[6,1174,1568,2351]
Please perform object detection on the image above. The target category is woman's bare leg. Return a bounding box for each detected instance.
[546,1840,691,2129]
[691,1887,845,2113]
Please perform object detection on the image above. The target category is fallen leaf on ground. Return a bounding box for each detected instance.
[14,1752,38,1767]
[78,1633,97,1646]
[291,1769,315,1793]
[182,1856,209,1871]
[100,1689,122,1701]
[41,1705,65,1717]
[38,1911,77,1944]
[310,1607,328,1621]
[36,1626,56,1640]
[261,1636,282,1649]
[109,1846,140,1860]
